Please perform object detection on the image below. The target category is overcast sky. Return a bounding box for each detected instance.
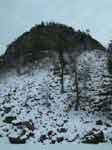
[0,0,112,54]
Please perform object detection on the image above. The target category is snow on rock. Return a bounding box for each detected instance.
[0,49,112,144]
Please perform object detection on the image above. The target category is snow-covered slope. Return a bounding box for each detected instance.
[78,50,112,111]
[0,49,112,144]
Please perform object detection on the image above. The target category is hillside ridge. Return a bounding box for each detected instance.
[0,22,105,69]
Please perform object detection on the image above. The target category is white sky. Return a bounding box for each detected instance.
[0,0,112,54]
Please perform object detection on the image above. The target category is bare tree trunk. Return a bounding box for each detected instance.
[16,53,24,74]
[74,61,80,110]
[60,62,64,93]
[59,51,65,93]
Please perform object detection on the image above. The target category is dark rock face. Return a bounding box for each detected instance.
[56,137,64,143]
[3,116,16,124]
[12,120,34,131]
[57,128,67,133]
[81,128,105,144]
[39,134,48,143]
[9,136,26,144]
[50,140,56,144]
[96,120,103,125]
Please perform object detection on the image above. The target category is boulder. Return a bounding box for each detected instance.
[57,128,67,133]
[56,137,64,143]
[39,134,48,143]
[13,120,34,131]
[96,120,103,125]
[3,116,16,124]
[81,128,105,144]
[9,136,26,144]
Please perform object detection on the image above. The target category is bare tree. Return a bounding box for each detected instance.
[74,59,80,110]
[16,54,24,74]
[56,33,66,93]
[64,50,81,111]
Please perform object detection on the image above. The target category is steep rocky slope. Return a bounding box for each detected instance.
[0,49,112,144]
